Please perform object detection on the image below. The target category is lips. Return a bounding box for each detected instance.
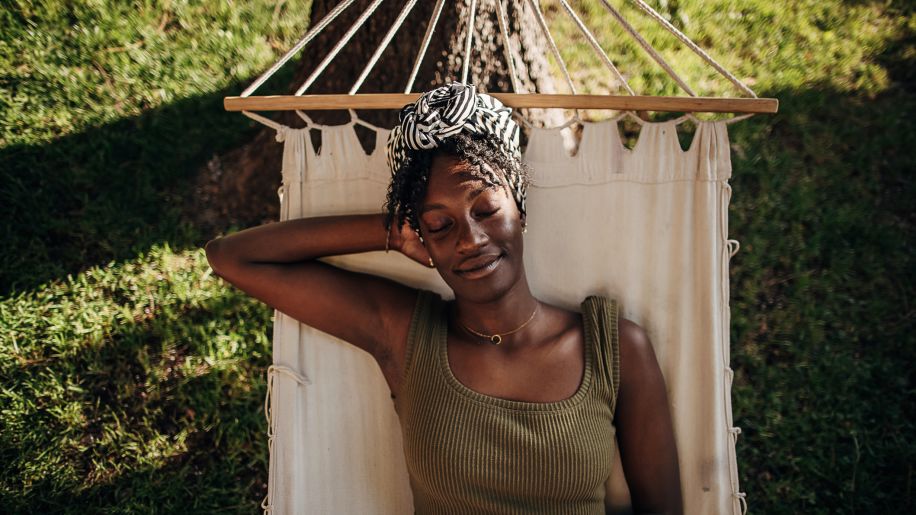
[454,253,503,279]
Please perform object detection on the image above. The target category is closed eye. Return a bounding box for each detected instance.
[427,221,452,233]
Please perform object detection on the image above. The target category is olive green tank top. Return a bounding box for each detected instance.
[394,291,621,514]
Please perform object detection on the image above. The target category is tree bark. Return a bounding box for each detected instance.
[192,0,563,232]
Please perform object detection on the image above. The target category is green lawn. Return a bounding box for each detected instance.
[1,1,913,513]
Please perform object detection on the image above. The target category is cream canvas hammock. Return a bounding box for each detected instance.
[226,1,777,514]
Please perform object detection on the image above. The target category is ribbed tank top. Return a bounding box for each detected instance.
[394,291,621,514]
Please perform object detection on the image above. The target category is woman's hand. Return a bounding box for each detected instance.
[389,221,434,268]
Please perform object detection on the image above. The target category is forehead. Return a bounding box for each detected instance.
[426,154,493,194]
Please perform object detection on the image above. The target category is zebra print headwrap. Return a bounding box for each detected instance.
[387,82,525,211]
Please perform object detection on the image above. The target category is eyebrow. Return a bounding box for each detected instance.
[420,186,487,214]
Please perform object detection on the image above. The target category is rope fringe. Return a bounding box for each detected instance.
[734,491,748,514]
[718,176,746,515]
[262,364,311,514]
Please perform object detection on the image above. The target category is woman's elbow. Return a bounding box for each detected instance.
[205,237,232,277]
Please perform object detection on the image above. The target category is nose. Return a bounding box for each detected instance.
[455,218,488,255]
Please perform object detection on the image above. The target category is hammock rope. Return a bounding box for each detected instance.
[735,492,749,514]
[526,0,581,123]
[719,181,747,514]
[404,0,446,93]
[243,110,284,130]
[494,0,522,94]
[240,0,358,98]
[629,0,757,98]
[295,0,386,96]
[597,0,695,97]
[228,1,775,116]
[527,0,576,96]
[262,364,311,514]
[559,0,634,95]
[461,0,479,84]
[350,0,418,94]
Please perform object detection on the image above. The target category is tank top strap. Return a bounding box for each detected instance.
[403,290,445,383]
[580,296,621,413]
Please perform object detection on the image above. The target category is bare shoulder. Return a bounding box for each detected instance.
[617,318,662,390]
[618,318,654,357]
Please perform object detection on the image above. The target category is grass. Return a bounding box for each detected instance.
[1,246,271,512]
[0,1,310,512]
[1,0,914,513]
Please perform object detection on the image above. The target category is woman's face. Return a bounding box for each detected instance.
[419,154,526,303]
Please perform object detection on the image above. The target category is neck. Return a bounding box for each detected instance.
[452,275,539,343]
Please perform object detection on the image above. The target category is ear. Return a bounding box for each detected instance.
[520,212,527,228]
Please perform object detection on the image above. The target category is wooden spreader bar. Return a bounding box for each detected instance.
[224,93,778,114]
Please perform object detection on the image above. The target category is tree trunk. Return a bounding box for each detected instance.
[193,0,563,231]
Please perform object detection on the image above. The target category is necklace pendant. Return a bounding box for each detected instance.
[491,335,502,345]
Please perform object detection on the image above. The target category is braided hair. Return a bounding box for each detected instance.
[384,132,529,234]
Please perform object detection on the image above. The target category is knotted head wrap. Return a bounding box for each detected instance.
[387,82,521,172]
[385,82,527,232]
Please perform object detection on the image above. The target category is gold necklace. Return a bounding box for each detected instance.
[459,302,540,345]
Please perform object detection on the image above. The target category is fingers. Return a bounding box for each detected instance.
[393,222,436,269]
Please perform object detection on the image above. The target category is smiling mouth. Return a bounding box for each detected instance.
[454,254,503,279]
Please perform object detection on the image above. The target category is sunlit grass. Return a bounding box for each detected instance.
[0,0,309,147]
[542,0,899,97]
[0,245,273,512]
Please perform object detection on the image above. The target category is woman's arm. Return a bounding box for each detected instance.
[205,214,429,392]
[615,319,683,515]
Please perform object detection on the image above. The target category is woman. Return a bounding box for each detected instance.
[206,83,682,514]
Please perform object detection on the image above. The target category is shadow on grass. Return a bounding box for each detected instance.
[0,286,272,514]
[0,80,287,297]
[722,37,915,511]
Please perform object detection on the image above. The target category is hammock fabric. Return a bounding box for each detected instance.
[263,115,745,514]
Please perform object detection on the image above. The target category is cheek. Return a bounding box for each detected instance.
[492,214,522,240]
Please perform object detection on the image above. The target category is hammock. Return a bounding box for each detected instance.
[226,1,777,513]
[262,111,742,514]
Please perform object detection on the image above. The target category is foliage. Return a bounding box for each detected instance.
[1,0,913,512]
